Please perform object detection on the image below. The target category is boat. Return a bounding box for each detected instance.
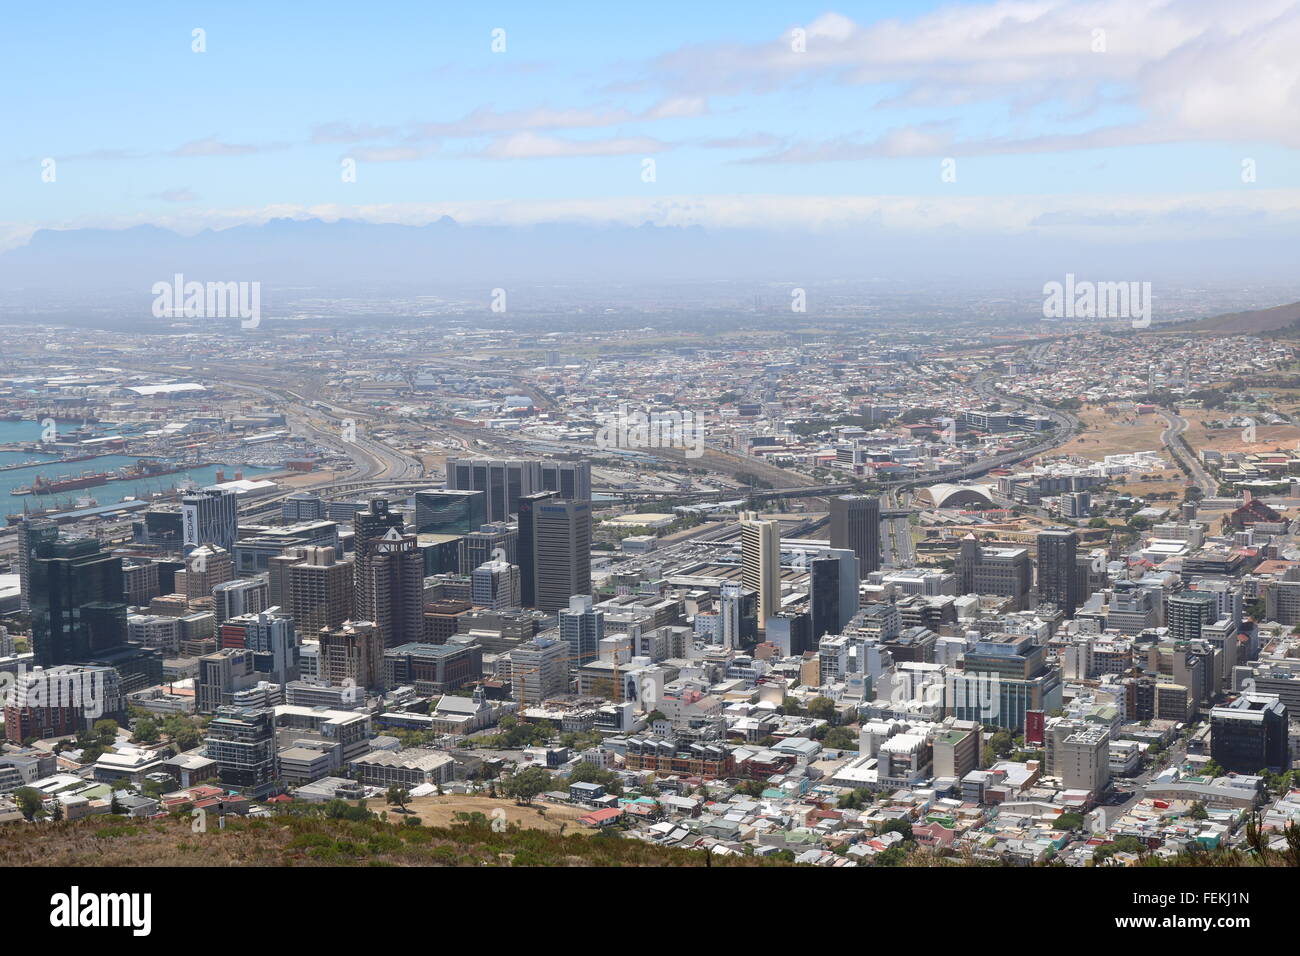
[29,471,112,494]
[10,486,32,496]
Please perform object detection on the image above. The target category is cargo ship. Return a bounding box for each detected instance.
[22,471,113,495]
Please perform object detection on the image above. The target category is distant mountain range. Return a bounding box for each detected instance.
[1174,300,1300,334]
[3,217,1300,330]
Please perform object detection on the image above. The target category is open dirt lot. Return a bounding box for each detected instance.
[363,793,590,832]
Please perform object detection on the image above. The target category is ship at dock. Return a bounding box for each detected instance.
[23,471,113,495]
[8,458,198,498]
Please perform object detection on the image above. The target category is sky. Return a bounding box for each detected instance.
[3,0,1300,255]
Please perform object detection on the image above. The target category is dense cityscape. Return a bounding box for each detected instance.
[6,0,1297,935]
[0,317,1297,881]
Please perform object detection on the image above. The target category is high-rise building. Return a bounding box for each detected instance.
[3,665,122,744]
[355,526,424,648]
[1036,528,1081,615]
[539,460,592,501]
[810,548,859,640]
[517,490,557,608]
[223,608,300,686]
[532,499,592,613]
[955,536,1032,610]
[182,488,239,553]
[30,536,128,668]
[17,518,58,613]
[740,511,780,629]
[1167,590,1218,643]
[354,497,405,547]
[383,641,484,696]
[282,492,325,523]
[122,560,162,608]
[318,620,385,691]
[459,523,517,574]
[1210,694,1289,774]
[197,648,260,713]
[213,577,269,624]
[179,544,234,602]
[507,637,568,704]
[829,495,881,578]
[445,458,542,522]
[414,488,487,535]
[471,560,521,611]
[948,633,1062,732]
[719,583,745,649]
[933,725,981,780]
[1054,723,1112,794]
[286,546,354,638]
[204,706,277,798]
[558,595,604,666]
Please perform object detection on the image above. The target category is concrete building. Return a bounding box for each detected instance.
[740,511,781,629]
[318,620,385,691]
[1211,693,1289,774]
[829,495,881,579]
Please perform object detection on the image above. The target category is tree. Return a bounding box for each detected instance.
[93,719,119,746]
[806,697,837,722]
[880,819,914,841]
[502,766,552,805]
[386,786,412,813]
[13,787,43,821]
[874,844,911,867]
[163,715,202,751]
[568,761,622,795]
[822,727,858,751]
[1054,812,1084,830]
[132,718,159,745]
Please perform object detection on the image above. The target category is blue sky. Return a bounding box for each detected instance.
[4,0,1300,249]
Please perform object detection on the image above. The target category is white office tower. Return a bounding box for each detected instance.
[471,560,521,611]
[182,487,239,552]
[213,577,270,624]
[740,511,780,630]
[719,583,744,648]
[559,594,605,667]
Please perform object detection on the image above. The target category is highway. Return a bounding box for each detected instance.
[1159,408,1216,497]
[880,489,915,567]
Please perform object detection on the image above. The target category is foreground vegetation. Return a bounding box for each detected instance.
[0,805,795,867]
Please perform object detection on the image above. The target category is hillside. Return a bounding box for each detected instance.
[0,810,795,868]
[1174,300,1300,335]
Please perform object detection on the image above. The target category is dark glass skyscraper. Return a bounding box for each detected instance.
[31,537,128,667]
[829,495,880,578]
[18,518,58,613]
[532,499,592,613]
[414,488,487,535]
[809,549,859,639]
[539,460,592,501]
[354,498,405,552]
[516,490,557,608]
[1036,528,1081,615]
[445,458,541,522]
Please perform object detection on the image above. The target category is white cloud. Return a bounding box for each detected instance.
[648,0,1300,154]
[474,132,668,159]
[152,188,198,202]
[9,188,1300,251]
